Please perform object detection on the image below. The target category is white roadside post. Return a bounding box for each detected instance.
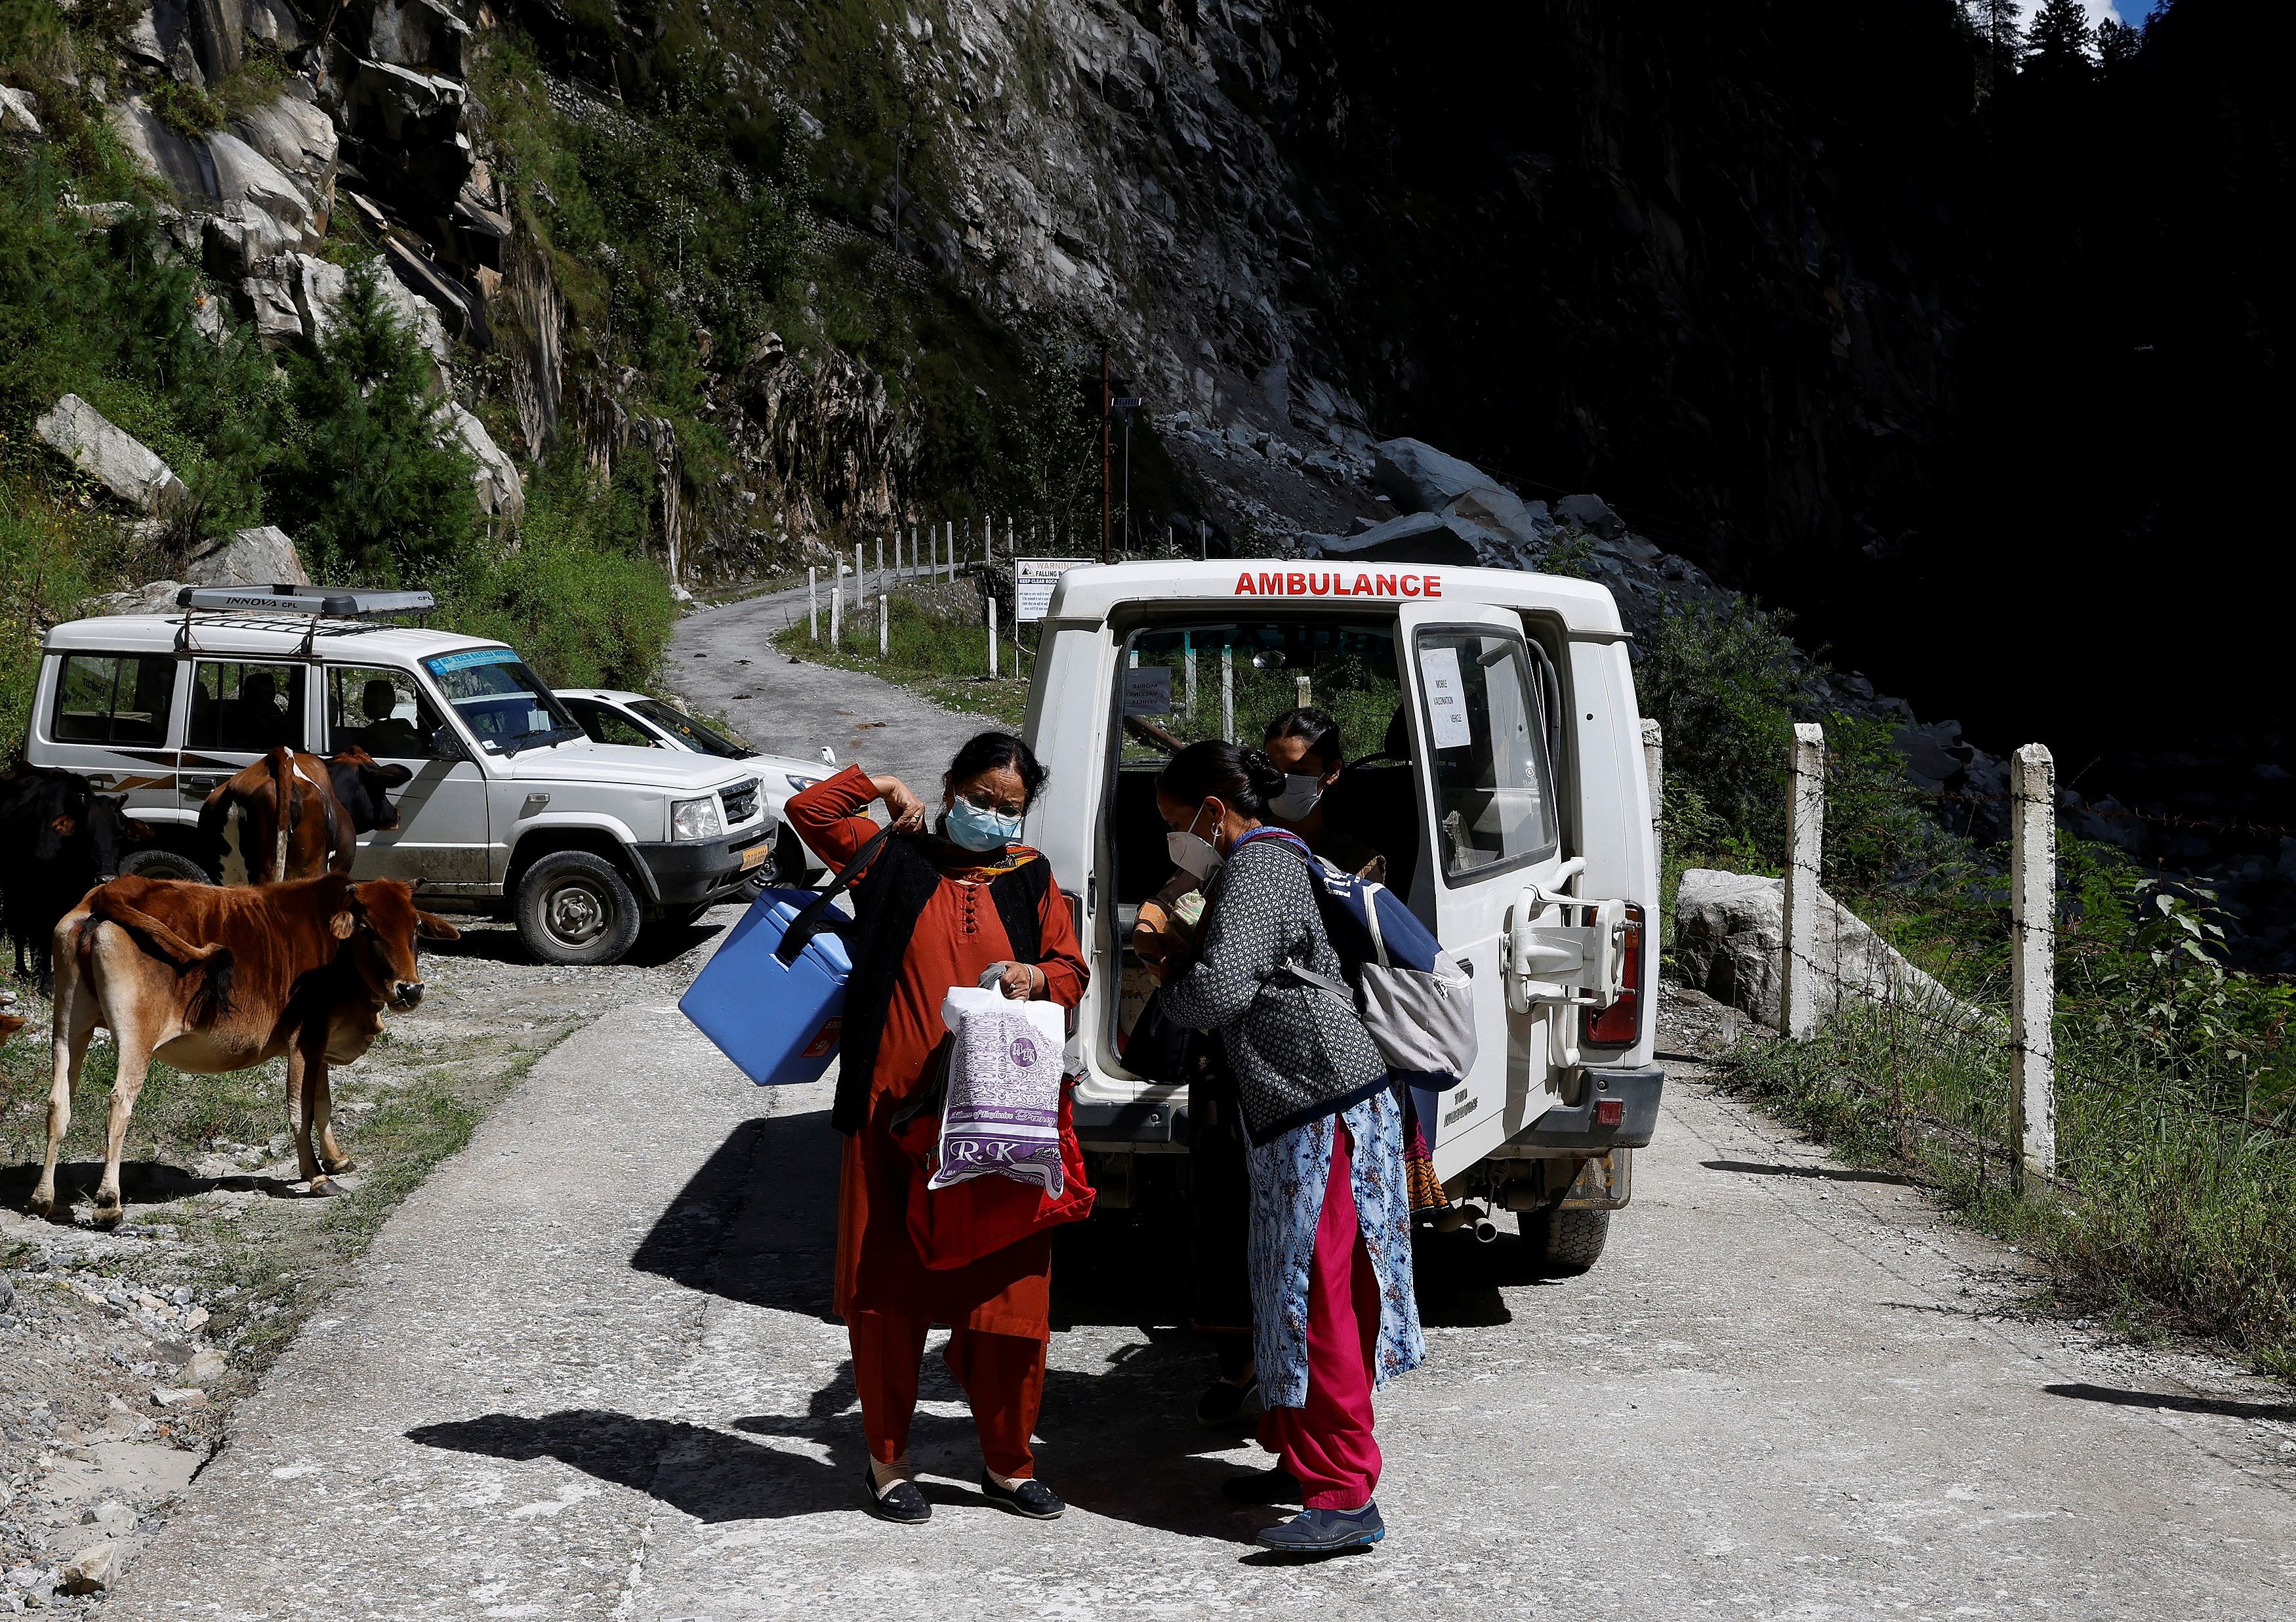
[2011,742,2057,1193]
[909,524,919,583]
[876,537,884,593]
[854,543,863,606]
[1780,722,1826,1039]
[830,564,843,647]
[878,593,890,657]
[808,567,818,641]
[1295,673,1312,709]
[1642,718,1664,845]
[1184,635,1198,720]
[987,593,999,677]
[946,521,956,583]
[1643,718,1664,928]
[1220,644,1235,742]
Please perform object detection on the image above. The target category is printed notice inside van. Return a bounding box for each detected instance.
[1420,645,1473,747]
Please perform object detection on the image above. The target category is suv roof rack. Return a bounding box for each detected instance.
[174,585,436,617]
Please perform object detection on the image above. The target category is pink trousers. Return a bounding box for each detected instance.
[1256,1123,1383,1510]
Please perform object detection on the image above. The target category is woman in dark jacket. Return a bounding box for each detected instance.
[1153,741,1425,1554]
[786,732,1088,1526]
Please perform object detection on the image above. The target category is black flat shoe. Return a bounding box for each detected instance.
[862,1465,930,1524]
[979,1470,1065,1520]
[1196,1375,1260,1426]
[1220,1466,1302,1505]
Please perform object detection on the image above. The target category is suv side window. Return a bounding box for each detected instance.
[1416,629,1557,880]
[51,654,176,745]
[565,699,659,749]
[327,665,448,759]
[186,660,305,753]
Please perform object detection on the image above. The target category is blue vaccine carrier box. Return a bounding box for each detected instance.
[680,887,855,1086]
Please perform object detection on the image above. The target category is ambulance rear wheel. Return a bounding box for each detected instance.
[1520,1207,1610,1276]
[516,851,641,966]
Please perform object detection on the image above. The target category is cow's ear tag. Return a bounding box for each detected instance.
[329,911,356,940]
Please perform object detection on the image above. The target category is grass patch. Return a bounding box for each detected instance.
[771,581,1032,728]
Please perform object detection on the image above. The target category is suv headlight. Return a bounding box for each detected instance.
[670,795,724,841]
[784,773,822,792]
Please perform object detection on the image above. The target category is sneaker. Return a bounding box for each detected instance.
[1254,1502,1386,1554]
[861,1465,930,1524]
[1195,1375,1260,1426]
[1219,1466,1301,1505]
[979,1470,1066,1520]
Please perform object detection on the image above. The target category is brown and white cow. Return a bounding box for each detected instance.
[198,747,411,883]
[35,873,458,1225]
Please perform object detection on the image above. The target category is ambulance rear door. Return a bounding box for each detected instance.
[1396,598,1570,1179]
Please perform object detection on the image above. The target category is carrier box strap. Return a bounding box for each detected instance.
[775,825,893,965]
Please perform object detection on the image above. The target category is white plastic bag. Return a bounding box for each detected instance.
[927,986,1069,1196]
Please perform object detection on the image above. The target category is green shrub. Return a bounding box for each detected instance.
[1639,595,1811,866]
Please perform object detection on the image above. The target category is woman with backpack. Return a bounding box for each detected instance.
[785,732,1088,1526]
[1152,740,1425,1554]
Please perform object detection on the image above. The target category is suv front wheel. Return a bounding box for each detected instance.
[117,844,215,884]
[515,850,642,966]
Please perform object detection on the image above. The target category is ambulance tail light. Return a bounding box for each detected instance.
[1580,903,1644,1050]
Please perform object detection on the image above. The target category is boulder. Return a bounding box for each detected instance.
[1671,867,1983,1033]
[437,404,525,519]
[361,0,474,77]
[207,130,316,245]
[1372,438,1490,513]
[228,92,338,194]
[33,395,189,515]
[1308,510,1485,568]
[91,580,190,616]
[0,85,41,138]
[243,0,310,47]
[1555,491,1627,539]
[107,98,219,201]
[186,524,308,587]
[60,1542,115,1596]
[239,266,304,346]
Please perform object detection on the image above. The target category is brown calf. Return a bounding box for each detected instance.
[36,874,458,1224]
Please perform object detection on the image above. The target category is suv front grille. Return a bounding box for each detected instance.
[721,778,761,825]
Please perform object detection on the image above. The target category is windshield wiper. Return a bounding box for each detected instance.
[501,724,581,756]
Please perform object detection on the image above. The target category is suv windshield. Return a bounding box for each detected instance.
[632,699,756,759]
[423,648,580,754]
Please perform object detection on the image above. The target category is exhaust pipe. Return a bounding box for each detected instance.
[1471,1215,1500,1243]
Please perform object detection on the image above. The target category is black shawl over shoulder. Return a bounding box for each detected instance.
[830,834,1050,1134]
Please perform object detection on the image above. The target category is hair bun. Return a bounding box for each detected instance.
[1242,748,1287,795]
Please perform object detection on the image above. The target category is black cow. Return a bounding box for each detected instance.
[325,748,414,837]
[0,764,140,988]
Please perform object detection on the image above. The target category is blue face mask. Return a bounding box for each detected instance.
[943,796,1023,851]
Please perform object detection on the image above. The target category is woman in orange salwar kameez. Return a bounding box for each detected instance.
[785,731,1087,1526]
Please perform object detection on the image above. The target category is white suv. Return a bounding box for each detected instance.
[28,587,773,965]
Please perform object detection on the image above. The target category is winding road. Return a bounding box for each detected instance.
[107,589,2296,1619]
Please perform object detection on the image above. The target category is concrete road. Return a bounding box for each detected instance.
[666,583,1000,791]
[105,598,2296,1618]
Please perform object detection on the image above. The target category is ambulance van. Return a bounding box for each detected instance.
[1020,560,1661,1270]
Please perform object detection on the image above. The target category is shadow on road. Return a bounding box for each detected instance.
[407,1411,853,1522]
[0,1157,318,1217]
[631,1112,841,1320]
[1702,1159,1914,1186]
[426,919,726,970]
[2044,1382,2296,1422]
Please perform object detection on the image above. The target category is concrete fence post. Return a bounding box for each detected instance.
[878,592,890,657]
[909,524,918,583]
[876,537,884,594]
[987,593,999,678]
[2011,741,2057,1192]
[1780,722,1826,1039]
[854,543,863,608]
[830,564,843,647]
[1220,644,1235,742]
[1641,718,1664,848]
[808,567,818,641]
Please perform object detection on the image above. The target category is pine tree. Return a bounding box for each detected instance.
[271,262,480,587]
[1961,0,2025,94]
[2026,0,2097,77]
[2097,16,2141,70]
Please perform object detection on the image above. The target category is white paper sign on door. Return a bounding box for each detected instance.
[1420,645,1474,748]
[1123,665,1174,716]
